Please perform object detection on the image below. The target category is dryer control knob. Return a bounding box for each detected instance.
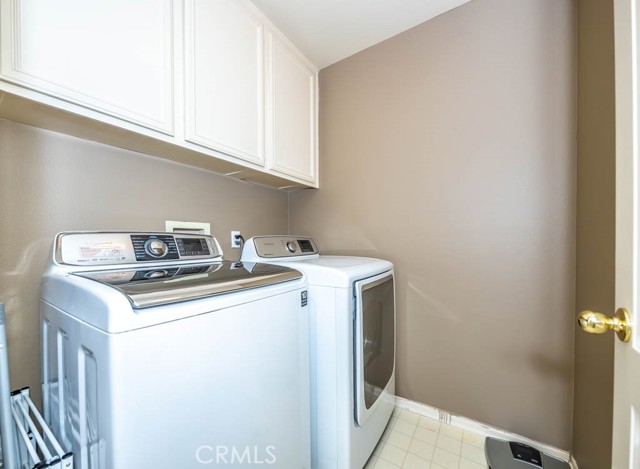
[286,241,297,253]
[145,239,168,258]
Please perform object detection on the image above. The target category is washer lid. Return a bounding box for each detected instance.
[73,261,302,308]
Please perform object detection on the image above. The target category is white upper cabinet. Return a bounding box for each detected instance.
[0,0,175,134]
[0,0,318,188]
[184,0,264,165]
[266,32,317,183]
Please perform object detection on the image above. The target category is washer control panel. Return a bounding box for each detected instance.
[250,236,318,258]
[132,235,179,261]
[56,232,221,266]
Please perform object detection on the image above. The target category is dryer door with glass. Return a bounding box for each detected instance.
[354,271,395,426]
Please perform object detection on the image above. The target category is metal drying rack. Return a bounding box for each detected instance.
[0,303,73,469]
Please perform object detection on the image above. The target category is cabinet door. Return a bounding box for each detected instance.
[266,33,317,184]
[0,0,174,134]
[184,0,264,165]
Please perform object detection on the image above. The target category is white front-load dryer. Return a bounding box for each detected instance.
[242,236,396,469]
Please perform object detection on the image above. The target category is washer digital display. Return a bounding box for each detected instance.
[176,238,210,256]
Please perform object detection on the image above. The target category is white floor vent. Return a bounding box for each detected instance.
[438,409,452,425]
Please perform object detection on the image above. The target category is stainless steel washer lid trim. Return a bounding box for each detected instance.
[73,261,303,308]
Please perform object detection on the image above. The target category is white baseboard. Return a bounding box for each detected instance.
[394,396,578,469]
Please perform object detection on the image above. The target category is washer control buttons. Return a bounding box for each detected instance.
[131,235,179,261]
[144,239,168,258]
[286,241,297,253]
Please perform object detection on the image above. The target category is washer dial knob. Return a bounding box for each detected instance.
[286,241,297,253]
[144,238,168,258]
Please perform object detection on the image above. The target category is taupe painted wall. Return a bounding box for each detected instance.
[572,0,615,467]
[0,0,593,456]
[0,118,289,405]
[290,0,577,449]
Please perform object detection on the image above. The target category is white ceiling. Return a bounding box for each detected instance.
[251,0,473,69]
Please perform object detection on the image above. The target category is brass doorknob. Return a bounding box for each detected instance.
[578,308,632,343]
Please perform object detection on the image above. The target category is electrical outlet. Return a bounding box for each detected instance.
[231,231,241,248]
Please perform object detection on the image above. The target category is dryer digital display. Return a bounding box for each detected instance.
[298,239,314,253]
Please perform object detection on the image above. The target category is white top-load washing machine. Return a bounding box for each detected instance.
[241,236,395,469]
[41,231,311,469]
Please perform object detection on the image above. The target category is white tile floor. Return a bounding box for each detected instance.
[364,407,489,469]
